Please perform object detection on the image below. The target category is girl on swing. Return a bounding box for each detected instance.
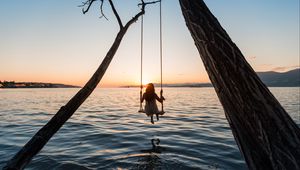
[141,83,165,124]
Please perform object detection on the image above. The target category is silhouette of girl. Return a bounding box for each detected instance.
[141,83,165,124]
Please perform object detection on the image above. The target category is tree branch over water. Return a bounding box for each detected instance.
[4,1,160,170]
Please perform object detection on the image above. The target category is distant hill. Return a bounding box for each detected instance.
[122,69,300,88]
[257,68,300,87]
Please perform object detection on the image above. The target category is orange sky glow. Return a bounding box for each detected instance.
[0,1,299,87]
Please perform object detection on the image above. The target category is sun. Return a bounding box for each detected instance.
[134,76,152,87]
[142,78,150,86]
[135,73,159,87]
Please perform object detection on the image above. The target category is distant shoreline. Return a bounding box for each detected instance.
[121,69,300,88]
[0,81,81,88]
[1,69,299,89]
[120,84,300,88]
[1,86,299,89]
[120,83,213,88]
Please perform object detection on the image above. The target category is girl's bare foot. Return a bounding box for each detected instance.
[151,116,154,124]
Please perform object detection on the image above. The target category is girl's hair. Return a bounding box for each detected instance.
[145,83,156,101]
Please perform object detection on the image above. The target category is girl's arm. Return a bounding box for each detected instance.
[141,93,145,103]
[155,94,165,103]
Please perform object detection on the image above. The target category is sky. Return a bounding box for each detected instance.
[0,0,299,87]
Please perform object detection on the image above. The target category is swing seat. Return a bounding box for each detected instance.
[138,109,165,116]
[158,110,165,115]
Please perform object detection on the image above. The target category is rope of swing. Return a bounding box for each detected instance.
[159,0,164,113]
[139,0,164,113]
[139,15,144,112]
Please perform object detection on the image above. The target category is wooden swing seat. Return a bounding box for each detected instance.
[138,109,165,115]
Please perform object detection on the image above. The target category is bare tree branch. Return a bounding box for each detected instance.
[81,0,161,28]
[99,0,108,20]
[78,0,90,7]
[108,0,123,29]
[81,0,97,14]
[127,0,160,29]
[138,0,161,6]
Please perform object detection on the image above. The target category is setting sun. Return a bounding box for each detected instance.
[133,73,160,86]
[142,76,153,86]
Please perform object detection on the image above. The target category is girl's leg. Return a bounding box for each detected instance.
[151,115,154,124]
[156,114,159,121]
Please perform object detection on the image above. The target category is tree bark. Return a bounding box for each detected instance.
[179,0,300,169]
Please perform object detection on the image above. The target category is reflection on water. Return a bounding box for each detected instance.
[140,138,163,154]
[138,138,163,169]
[0,87,299,170]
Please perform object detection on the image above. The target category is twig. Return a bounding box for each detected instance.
[124,0,160,29]
[81,0,97,14]
[138,0,161,6]
[99,0,108,20]
[81,0,160,29]
[108,0,123,29]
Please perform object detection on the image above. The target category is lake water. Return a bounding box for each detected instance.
[0,87,299,170]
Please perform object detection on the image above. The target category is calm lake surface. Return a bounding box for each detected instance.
[0,87,299,170]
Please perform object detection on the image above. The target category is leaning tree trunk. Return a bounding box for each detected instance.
[3,5,146,170]
[3,31,126,170]
[3,30,126,170]
[179,0,300,169]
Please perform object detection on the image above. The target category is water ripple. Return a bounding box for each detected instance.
[1,88,299,169]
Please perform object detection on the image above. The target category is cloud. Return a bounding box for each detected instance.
[271,65,300,72]
[247,56,257,60]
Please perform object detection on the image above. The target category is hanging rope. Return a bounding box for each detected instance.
[139,15,144,113]
[139,1,164,114]
[159,0,164,114]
